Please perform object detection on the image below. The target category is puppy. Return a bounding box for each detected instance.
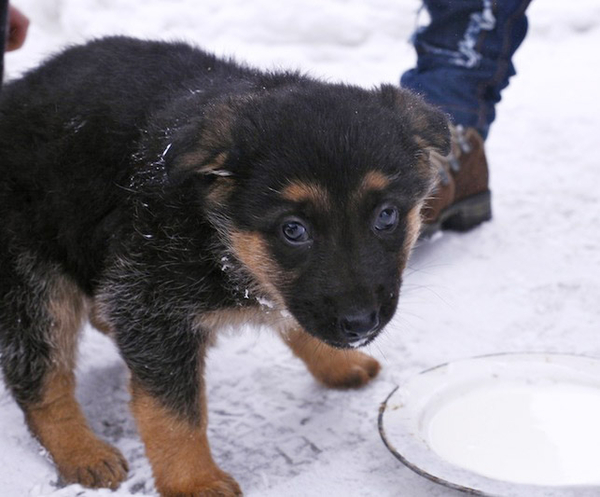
[0,36,449,496]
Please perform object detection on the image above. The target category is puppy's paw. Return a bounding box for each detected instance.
[160,469,242,497]
[314,349,381,389]
[56,439,128,490]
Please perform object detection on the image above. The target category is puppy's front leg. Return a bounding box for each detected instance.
[130,378,240,496]
[115,320,241,497]
[282,328,380,389]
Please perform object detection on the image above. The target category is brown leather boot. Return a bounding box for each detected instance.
[421,125,492,238]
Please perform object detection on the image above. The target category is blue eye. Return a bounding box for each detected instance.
[281,220,310,245]
[374,206,399,232]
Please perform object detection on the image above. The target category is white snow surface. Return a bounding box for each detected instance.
[2,1,600,496]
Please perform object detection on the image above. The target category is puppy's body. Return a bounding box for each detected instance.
[0,37,448,495]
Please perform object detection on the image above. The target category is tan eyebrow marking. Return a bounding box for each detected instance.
[281,181,330,211]
[352,170,392,202]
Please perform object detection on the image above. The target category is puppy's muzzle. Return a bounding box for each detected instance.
[339,309,380,345]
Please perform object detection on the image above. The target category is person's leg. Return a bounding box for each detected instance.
[402,0,532,140]
[0,0,8,84]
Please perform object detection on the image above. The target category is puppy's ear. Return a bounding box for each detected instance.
[379,84,451,157]
[172,99,239,181]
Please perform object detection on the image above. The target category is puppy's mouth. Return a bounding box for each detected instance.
[345,329,380,349]
[322,328,381,350]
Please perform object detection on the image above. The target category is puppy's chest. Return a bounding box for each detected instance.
[197,301,296,336]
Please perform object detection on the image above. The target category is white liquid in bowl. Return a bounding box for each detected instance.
[426,381,600,486]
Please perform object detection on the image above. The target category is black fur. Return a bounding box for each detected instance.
[0,36,449,490]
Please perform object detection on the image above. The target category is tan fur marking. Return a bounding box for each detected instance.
[397,204,424,274]
[47,275,87,369]
[131,385,241,496]
[404,204,423,255]
[409,137,437,188]
[175,150,235,207]
[200,307,265,331]
[24,277,127,489]
[175,149,234,206]
[177,150,228,174]
[198,306,297,337]
[281,181,330,211]
[229,231,288,306]
[200,151,228,173]
[89,302,114,336]
[413,135,431,151]
[173,95,242,175]
[202,102,238,149]
[25,371,128,489]
[361,170,391,192]
[352,170,392,203]
[282,328,380,389]
[175,149,210,172]
[206,177,236,207]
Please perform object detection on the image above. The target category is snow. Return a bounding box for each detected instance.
[2,1,600,496]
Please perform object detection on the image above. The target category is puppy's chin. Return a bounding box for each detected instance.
[321,331,381,350]
[296,320,384,350]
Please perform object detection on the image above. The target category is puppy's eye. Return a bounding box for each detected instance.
[281,220,310,245]
[374,206,399,232]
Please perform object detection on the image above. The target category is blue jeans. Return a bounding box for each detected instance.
[401,0,532,139]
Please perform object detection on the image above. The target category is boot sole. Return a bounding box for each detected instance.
[420,190,492,239]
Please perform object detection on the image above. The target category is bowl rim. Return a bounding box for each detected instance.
[378,352,600,497]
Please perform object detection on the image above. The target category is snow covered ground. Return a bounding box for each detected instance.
[1,1,599,496]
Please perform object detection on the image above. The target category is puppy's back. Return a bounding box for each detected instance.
[0,37,249,290]
[0,36,249,174]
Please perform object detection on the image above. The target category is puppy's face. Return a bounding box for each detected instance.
[173,83,449,348]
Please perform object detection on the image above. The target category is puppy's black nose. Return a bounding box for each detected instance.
[340,311,380,340]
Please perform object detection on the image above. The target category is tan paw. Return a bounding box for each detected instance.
[56,439,128,490]
[160,469,242,497]
[313,349,381,389]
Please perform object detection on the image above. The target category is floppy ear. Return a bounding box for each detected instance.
[379,84,451,157]
[171,98,239,181]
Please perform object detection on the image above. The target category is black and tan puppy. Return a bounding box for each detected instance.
[0,37,449,495]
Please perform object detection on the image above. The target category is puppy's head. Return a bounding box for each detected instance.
[168,82,449,348]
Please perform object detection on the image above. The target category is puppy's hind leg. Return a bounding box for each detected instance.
[281,328,380,389]
[0,255,128,489]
